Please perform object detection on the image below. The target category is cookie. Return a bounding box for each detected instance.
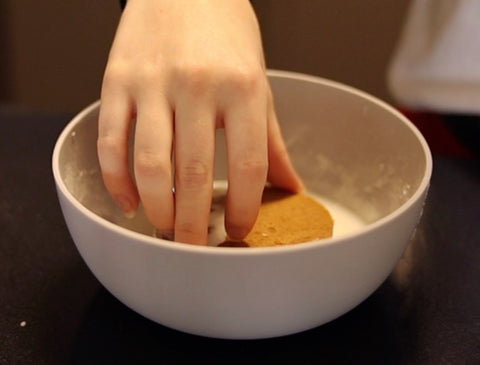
[219,187,333,247]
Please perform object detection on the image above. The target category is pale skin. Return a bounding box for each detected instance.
[97,0,303,245]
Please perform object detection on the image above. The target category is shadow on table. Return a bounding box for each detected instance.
[70,263,415,365]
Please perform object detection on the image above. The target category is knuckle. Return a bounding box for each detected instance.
[97,135,127,175]
[102,61,130,88]
[173,62,265,99]
[136,63,163,85]
[97,135,123,160]
[103,60,163,90]
[176,159,210,189]
[135,151,170,178]
[174,63,212,95]
[175,221,207,244]
[176,221,202,236]
[226,66,264,96]
[236,158,268,180]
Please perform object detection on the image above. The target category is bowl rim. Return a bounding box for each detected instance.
[52,70,432,257]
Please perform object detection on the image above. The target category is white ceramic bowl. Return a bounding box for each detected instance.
[52,70,432,339]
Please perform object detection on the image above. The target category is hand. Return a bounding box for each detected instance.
[97,0,303,245]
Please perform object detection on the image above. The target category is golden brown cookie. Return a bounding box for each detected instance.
[219,187,333,247]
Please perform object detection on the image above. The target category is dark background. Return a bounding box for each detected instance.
[0,0,410,113]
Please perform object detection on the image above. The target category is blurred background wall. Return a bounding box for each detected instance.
[0,0,120,112]
[0,0,410,113]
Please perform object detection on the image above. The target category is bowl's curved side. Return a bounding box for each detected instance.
[52,71,432,339]
[55,178,428,339]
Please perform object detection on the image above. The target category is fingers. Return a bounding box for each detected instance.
[173,94,216,245]
[223,77,269,241]
[97,91,139,216]
[98,73,300,246]
[266,88,304,193]
[133,96,175,233]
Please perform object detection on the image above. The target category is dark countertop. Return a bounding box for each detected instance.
[1,105,479,364]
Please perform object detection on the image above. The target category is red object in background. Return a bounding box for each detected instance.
[400,109,473,158]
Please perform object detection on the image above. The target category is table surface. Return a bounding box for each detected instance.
[1,105,479,365]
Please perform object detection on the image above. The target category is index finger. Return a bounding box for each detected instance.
[97,91,139,216]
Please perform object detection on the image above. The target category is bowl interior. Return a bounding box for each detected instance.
[56,72,430,240]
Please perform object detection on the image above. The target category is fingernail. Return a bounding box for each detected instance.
[295,179,306,193]
[115,195,136,219]
[227,226,250,241]
[155,229,174,241]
